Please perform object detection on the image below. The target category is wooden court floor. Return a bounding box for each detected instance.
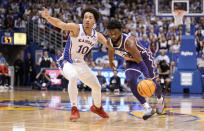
[0,88,204,131]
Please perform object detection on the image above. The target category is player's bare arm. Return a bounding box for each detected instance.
[39,7,79,34]
[97,33,116,70]
[97,32,114,49]
[124,36,143,64]
[107,39,116,70]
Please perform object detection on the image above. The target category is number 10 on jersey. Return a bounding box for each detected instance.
[77,45,90,54]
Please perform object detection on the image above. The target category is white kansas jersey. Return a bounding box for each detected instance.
[63,24,97,63]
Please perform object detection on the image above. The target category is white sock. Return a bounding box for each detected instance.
[91,86,101,108]
[157,96,163,103]
[143,102,150,109]
[68,78,78,107]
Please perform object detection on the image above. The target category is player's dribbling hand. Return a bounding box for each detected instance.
[39,7,50,19]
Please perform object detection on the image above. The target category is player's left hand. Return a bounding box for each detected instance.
[39,7,50,19]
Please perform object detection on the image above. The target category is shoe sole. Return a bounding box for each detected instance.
[70,116,80,121]
[143,110,155,120]
[70,118,79,122]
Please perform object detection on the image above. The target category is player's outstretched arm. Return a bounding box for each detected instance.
[97,32,116,70]
[39,7,79,32]
[97,32,114,49]
[107,39,116,70]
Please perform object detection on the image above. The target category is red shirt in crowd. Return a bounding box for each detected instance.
[0,65,8,75]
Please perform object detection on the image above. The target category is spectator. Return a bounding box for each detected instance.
[170,61,177,79]
[169,40,180,54]
[197,54,204,73]
[57,74,69,92]
[5,14,14,31]
[24,6,31,16]
[0,63,11,87]
[140,35,150,49]
[158,34,168,52]
[99,4,110,17]
[195,29,203,54]
[108,70,122,92]
[158,60,171,93]
[38,15,46,29]
[149,30,159,56]
[38,51,53,68]
[94,61,104,70]
[55,49,62,63]
[0,52,6,64]
[14,54,24,86]
[0,64,3,86]
[96,70,107,92]
[20,17,27,32]
[34,69,51,90]
[14,17,21,30]
[0,16,4,30]
[118,61,127,69]
[50,61,57,68]
[149,37,159,56]
[155,50,170,65]
[24,52,35,86]
[78,82,91,92]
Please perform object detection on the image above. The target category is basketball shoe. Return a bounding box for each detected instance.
[90,105,109,118]
[70,106,80,121]
[143,107,155,120]
[156,96,165,114]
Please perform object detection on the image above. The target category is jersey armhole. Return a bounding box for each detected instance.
[109,39,114,47]
[124,36,131,51]
[79,24,84,35]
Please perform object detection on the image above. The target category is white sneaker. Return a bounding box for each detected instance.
[143,107,155,120]
[156,96,165,114]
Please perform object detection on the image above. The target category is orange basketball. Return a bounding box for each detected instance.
[137,80,156,98]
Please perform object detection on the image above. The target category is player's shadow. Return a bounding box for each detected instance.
[89,118,109,131]
[69,118,109,131]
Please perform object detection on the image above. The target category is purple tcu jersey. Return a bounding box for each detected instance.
[110,33,156,79]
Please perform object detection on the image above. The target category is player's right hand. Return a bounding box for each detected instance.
[39,7,50,19]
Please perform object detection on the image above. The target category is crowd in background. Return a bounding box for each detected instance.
[1,0,204,53]
[0,0,204,92]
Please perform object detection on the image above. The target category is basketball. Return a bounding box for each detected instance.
[137,80,156,98]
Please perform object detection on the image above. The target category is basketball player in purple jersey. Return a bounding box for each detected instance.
[106,20,164,120]
[40,7,112,120]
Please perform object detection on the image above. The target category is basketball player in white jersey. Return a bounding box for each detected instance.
[40,7,112,120]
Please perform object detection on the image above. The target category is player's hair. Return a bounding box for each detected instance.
[81,7,100,23]
[107,20,122,30]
